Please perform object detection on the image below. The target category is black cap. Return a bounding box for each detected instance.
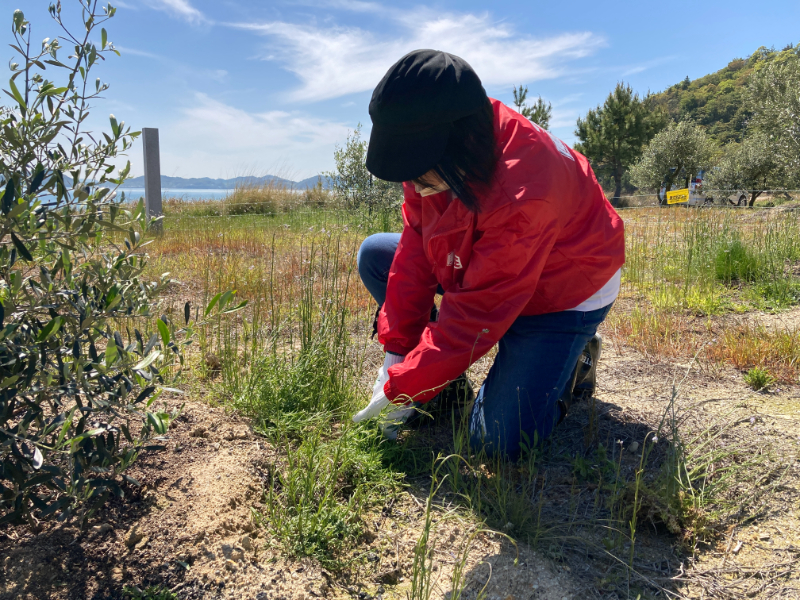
[366,49,488,182]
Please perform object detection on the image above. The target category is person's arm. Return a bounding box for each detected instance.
[384,199,561,404]
[377,183,439,356]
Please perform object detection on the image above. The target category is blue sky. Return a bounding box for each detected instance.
[5,0,800,181]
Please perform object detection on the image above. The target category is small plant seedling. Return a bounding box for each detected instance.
[123,585,177,600]
[743,367,775,391]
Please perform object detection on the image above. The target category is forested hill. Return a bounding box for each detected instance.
[649,43,799,144]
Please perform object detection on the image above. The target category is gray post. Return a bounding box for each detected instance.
[142,128,163,232]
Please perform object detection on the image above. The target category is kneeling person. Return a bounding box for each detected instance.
[352,49,624,459]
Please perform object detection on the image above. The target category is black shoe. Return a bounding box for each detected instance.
[574,333,602,401]
[558,333,603,423]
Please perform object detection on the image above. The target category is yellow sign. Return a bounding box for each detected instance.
[667,188,689,205]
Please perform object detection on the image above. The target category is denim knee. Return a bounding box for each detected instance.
[357,233,401,306]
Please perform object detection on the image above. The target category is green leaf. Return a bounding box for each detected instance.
[101,28,107,49]
[223,300,248,314]
[104,339,118,366]
[122,474,140,487]
[146,412,168,435]
[10,233,33,261]
[0,375,20,389]
[28,167,45,195]
[157,318,170,347]
[8,78,26,111]
[7,200,26,220]
[56,410,75,447]
[204,292,223,317]
[133,385,156,404]
[1,179,15,215]
[133,350,161,371]
[220,290,236,311]
[36,316,63,342]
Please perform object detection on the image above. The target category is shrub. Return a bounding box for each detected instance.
[325,125,403,212]
[0,3,243,525]
[224,178,285,216]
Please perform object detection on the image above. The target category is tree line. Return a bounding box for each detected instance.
[567,43,800,207]
[508,44,799,207]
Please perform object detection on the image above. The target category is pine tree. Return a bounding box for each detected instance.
[512,85,553,129]
[574,83,666,205]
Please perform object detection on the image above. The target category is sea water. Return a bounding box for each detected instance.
[119,188,232,201]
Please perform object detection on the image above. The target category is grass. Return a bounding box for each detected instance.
[607,306,800,383]
[622,206,800,314]
[142,203,798,595]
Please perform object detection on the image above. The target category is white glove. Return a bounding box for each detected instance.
[354,353,405,424]
[353,390,391,423]
[372,352,403,397]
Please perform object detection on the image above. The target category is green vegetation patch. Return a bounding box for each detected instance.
[650,44,799,144]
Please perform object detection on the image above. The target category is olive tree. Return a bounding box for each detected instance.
[629,120,716,204]
[704,131,784,206]
[746,51,800,187]
[0,3,243,526]
[325,125,402,213]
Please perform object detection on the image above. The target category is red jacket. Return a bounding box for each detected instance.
[379,99,624,405]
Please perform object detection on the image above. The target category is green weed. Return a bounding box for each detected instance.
[714,239,760,282]
[254,424,399,569]
[743,366,775,391]
[123,586,177,600]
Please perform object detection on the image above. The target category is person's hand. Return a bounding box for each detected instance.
[352,390,391,423]
[353,353,405,424]
[372,352,403,397]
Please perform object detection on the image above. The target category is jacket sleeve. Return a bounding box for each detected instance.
[377,184,439,356]
[384,199,560,404]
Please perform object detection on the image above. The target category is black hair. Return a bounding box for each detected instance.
[413,101,498,212]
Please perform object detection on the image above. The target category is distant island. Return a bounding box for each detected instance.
[119,174,331,190]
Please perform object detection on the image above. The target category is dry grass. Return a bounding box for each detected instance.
[607,304,800,383]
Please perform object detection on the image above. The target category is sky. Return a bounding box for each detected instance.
[4,0,800,181]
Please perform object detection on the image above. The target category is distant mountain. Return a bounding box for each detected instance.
[119,174,331,190]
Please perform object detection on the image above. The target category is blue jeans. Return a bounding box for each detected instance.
[357,233,612,459]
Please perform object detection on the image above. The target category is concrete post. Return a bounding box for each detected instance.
[142,128,163,232]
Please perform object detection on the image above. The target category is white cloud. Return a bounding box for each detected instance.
[115,46,164,60]
[140,93,351,179]
[229,9,605,102]
[620,56,677,77]
[143,0,208,25]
